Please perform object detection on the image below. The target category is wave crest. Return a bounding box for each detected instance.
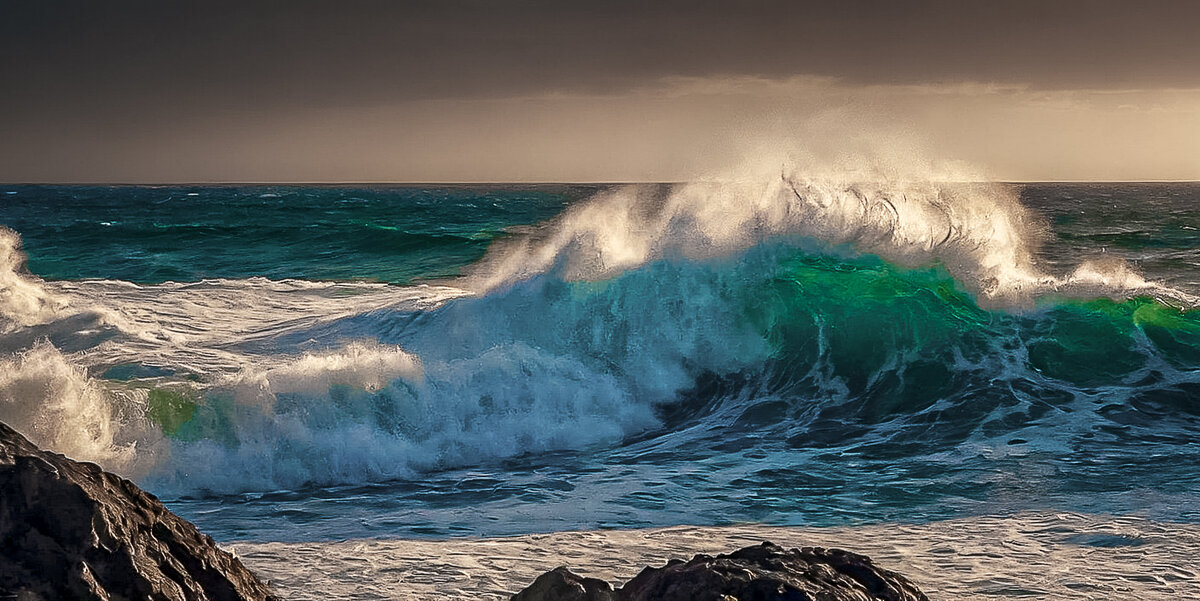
[0,227,70,330]
[463,170,1190,306]
[0,342,139,468]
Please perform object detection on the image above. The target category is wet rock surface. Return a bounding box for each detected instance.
[0,420,277,601]
[619,542,929,601]
[512,541,928,601]
[511,566,617,601]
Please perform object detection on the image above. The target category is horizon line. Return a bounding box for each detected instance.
[4,179,1200,186]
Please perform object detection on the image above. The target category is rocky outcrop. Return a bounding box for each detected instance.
[619,542,928,601]
[0,420,277,601]
[511,542,928,601]
[511,566,617,601]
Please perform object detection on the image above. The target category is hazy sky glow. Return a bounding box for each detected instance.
[3,1,1200,182]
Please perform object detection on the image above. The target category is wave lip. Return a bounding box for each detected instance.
[461,172,1193,308]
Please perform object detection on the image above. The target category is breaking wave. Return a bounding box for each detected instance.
[2,170,1199,497]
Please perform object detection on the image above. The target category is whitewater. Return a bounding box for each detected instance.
[1,172,1199,598]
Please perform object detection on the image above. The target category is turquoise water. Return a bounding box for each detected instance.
[1,185,588,283]
[1,181,1199,541]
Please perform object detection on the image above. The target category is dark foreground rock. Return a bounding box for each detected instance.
[620,542,928,601]
[512,542,928,601]
[511,566,617,601]
[0,420,277,601]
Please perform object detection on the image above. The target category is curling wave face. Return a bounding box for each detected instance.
[463,176,1191,305]
[1,177,1200,536]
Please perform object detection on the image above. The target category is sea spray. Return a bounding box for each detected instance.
[462,171,1187,306]
[0,227,69,330]
[0,342,138,468]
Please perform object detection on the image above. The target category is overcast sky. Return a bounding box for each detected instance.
[3,1,1200,182]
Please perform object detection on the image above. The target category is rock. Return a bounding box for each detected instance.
[513,542,929,601]
[511,566,617,601]
[618,542,928,601]
[0,420,277,601]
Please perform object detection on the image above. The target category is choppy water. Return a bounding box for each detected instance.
[1,178,1199,549]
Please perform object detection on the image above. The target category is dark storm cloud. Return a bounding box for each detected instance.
[3,0,1200,121]
[3,1,1200,182]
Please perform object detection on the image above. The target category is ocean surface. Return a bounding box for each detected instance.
[1,179,1199,574]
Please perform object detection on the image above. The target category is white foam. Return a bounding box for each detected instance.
[0,227,70,330]
[227,341,424,405]
[0,341,137,468]
[41,276,467,377]
[146,340,660,493]
[238,512,1200,600]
